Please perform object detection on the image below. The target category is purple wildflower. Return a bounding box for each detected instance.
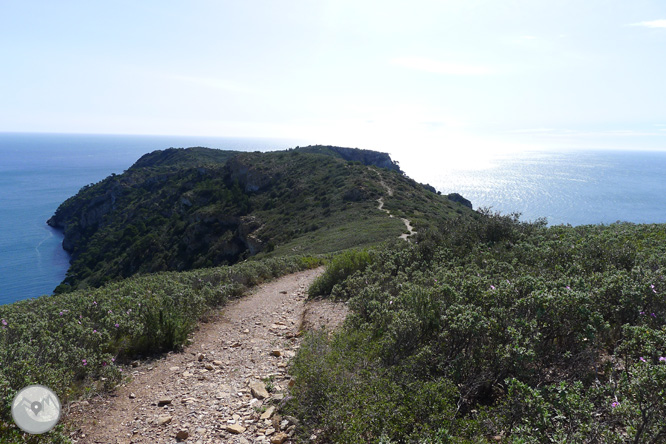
[659,357,666,362]
[59,311,63,316]
[652,313,657,318]
[108,310,113,314]
[640,311,646,315]
[640,357,646,362]
[612,401,620,408]
[82,359,87,366]
[490,285,496,290]
[566,286,571,290]
[1,319,7,326]
[93,329,97,333]
[115,323,120,328]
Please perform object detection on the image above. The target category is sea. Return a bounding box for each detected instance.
[0,133,304,306]
[2,133,666,305]
[425,149,666,227]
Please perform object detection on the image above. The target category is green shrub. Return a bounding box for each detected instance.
[308,249,374,297]
[0,255,323,443]
[287,329,459,443]
[287,214,666,442]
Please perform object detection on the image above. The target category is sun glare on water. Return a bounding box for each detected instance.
[313,125,532,183]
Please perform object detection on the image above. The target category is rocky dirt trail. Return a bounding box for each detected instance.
[67,267,347,444]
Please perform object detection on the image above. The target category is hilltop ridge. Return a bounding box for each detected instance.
[291,145,401,173]
[48,145,474,292]
[128,147,240,169]
[126,145,401,172]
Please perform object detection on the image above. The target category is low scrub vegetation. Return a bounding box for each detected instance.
[287,213,666,443]
[0,255,323,442]
[50,147,469,291]
[308,249,374,298]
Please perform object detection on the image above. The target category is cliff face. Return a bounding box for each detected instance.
[48,160,260,289]
[47,148,259,263]
[47,179,126,254]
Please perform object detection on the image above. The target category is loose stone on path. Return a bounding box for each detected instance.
[66,267,350,443]
[249,380,270,400]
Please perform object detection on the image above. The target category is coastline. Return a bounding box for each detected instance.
[4,136,666,304]
[0,133,302,305]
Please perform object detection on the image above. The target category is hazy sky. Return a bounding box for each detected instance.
[3,1,666,166]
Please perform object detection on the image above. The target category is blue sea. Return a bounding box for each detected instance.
[2,133,666,305]
[427,149,666,226]
[0,133,304,305]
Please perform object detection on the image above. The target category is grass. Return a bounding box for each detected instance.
[263,212,404,258]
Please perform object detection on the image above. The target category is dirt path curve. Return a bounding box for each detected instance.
[398,217,416,241]
[67,267,346,444]
[372,169,416,241]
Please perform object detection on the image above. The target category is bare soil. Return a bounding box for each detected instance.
[66,267,347,444]
[373,168,416,240]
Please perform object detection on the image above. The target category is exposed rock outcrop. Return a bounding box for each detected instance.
[224,156,274,192]
[239,216,264,255]
[447,192,473,209]
[47,181,125,255]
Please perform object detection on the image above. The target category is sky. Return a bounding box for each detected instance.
[2,0,666,170]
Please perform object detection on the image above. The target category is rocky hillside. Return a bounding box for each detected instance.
[48,146,474,292]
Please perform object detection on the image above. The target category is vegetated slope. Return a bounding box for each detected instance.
[0,253,323,443]
[48,146,474,292]
[288,216,666,443]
